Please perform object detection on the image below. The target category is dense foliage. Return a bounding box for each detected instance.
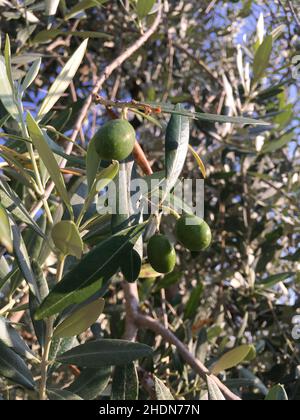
[0,0,299,401]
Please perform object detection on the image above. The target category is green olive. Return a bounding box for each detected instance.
[176,214,212,251]
[147,234,176,274]
[93,119,136,161]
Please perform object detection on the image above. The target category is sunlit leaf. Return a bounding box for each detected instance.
[206,375,225,400]
[136,0,155,19]
[0,202,13,253]
[37,39,88,119]
[52,220,83,258]
[253,35,273,83]
[21,58,41,94]
[27,112,73,218]
[53,298,105,338]
[211,345,253,375]
[165,104,189,196]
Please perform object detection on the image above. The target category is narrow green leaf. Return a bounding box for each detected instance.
[211,345,253,375]
[47,388,83,400]
[147,102,269,125]
[253,35,273,83]
[154,376,174,400]
[21,58,41,93]
[136,0,155,18]
[112,363,139,400]
[57,339,153,368]
[53,298,105,338]
[265,384,288,401]
[33,30,111,43]
[65,0,107,20]
[86,136,101,191]
[0,56,19,121]
[0,317,38,362]
[154,271,181,291]
[184,283,203,320]
[4,35,13,89]
[261,131,294,154]
[29,260,49,348]
[26,112,73,217]
[165,104,190,195]
[11,221,40,299]
[0,179,46,238]
[37,39,88,119]
[67,367,111,400]
[45,0,61,16]
[35,223,146,319]
[188,144,206,178]
[0,202,13,253]
[206,375,225,400]
[257,272,294,289]
[52,220,83,258]
[0,340,35,390]
[81,160,119,220]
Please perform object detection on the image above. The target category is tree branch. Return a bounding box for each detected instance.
[122,281,241,401]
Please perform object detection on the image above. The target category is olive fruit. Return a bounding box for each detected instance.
[147,234,176,274]
[93,119,136,161]
[176,214,212,251]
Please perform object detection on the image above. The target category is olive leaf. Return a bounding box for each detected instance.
[253,35,273,84]
[51,220,83,259]
[0,316,38,362]
[26,112,73,218]
[0,202,13,253]
[53,298,105,338]
[67,367,111,400]
[0,56,19,121]
[37,38,88,119]
[111,363,139,400]
[206,375,225,400]
[265,384,288,401]
[35,223,146,319]
[57,339,153,368]
[211,345,254,375]
[165,104,190,196]
[0,341,36,390]
[136,0,155,19]
[47,388,83,400]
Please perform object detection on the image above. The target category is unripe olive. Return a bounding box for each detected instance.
[176,214,212,252]
[147,234,176,274]
[93,119,136,161]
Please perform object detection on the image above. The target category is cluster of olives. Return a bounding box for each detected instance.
[93,119,212,275]
[147,215,212,274]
